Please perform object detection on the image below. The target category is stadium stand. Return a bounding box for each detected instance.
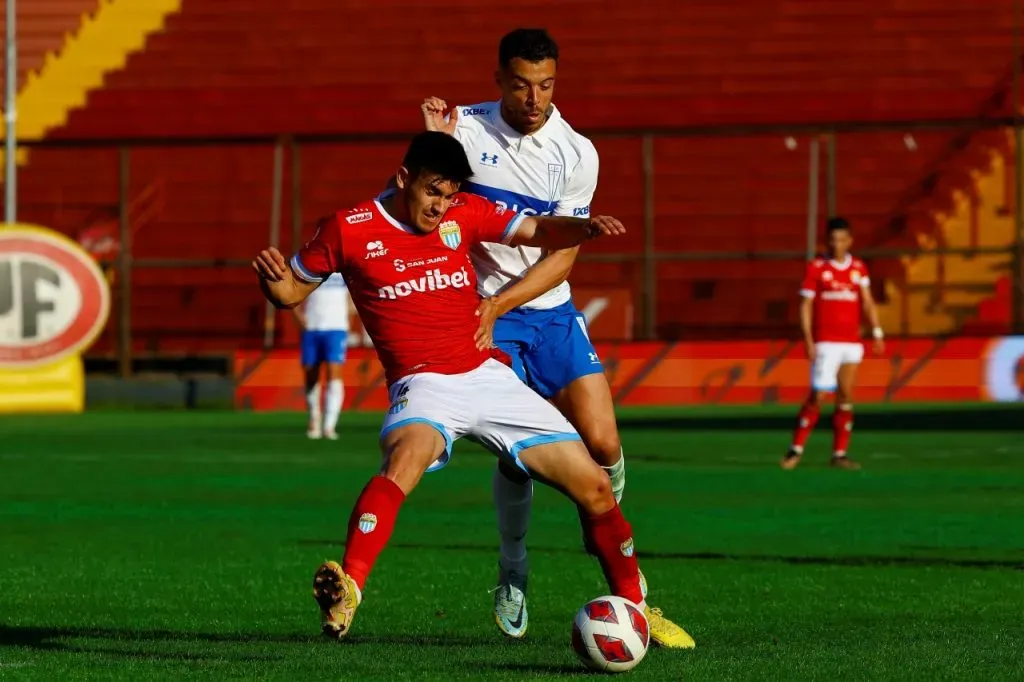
[4,0,1019,351]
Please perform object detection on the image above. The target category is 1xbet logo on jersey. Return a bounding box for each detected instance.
[0,226,111,367]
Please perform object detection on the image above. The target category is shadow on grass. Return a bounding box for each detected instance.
[0,624,495,655]
[618,405,1024,433]
[0,625,306,659]
[296,539,1024,571]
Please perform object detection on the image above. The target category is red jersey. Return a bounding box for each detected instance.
[292,191,524,385]
[799,256,870,343]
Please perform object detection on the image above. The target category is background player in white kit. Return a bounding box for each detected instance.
[293,272,350,440]
[423,28,694,648]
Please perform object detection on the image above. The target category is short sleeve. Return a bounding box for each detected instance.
[292,215,343,282]
[458,194,526,245]
[554,139,599,218]
[799,262,819,298]
[858,262,871,288]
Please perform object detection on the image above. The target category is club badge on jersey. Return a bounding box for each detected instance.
[439,221,462,250]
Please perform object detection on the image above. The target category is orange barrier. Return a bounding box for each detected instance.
[235,337,1024,411]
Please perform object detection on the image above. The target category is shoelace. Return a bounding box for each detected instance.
[492,585,525,620]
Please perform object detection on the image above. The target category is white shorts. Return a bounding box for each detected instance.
[811,342,865,392]
[380,358,581,474]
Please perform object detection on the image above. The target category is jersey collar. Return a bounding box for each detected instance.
[492,101,561,149]
[374,189,417,234]
[830,255,853,270]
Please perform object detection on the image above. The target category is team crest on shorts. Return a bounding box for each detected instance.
[438,221,462,250]
[620,537,635,557]
[388,397,408,415]
[358,513,378,534]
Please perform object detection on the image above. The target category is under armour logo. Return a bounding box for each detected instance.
[480,152,499,166]
[589,352,600,363]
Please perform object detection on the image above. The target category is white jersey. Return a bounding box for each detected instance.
[452,101,599,310]
[303,273,350,331]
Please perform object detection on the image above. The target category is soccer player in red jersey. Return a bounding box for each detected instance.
[253,131,645,640]
[783,217,885,470]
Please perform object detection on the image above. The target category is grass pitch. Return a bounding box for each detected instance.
[1,404,1022,680]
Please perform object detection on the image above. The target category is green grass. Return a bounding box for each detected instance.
[1,404,1023,680]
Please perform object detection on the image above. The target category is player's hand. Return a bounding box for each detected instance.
[873,338,885,356]
[804,340,816,361]
[422,97,458,136]
[586,215,626,238]
[474,298,501,350]
[253,247,288,282]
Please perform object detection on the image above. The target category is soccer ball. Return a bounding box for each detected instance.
[571,595,650,673]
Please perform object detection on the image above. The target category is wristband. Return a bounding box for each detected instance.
[872,327,884,340]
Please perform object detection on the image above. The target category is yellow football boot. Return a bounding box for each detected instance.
[312,560,361,639]
[639,570,696,648]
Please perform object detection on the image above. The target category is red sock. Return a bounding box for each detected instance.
[341,475,406,591]
[791,401,820,451]
[580,504,643,605]
[833,405,854,455]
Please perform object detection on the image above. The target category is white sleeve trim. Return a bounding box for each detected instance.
[500,213,527,245]
[799,289,816,299]
[291,254,325,283]
[860,277,871,288]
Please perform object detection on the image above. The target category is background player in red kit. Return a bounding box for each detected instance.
[783,217,885,470]
[253,131,648,640]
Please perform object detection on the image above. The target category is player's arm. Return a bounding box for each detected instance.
[799,264,817,360]
[860,277,885,354]
[510,215,625,250]
[255,216,342,309]
[292,302,307,329]
[489,247,578,317]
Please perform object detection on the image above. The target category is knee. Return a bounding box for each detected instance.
[583,427,622,468]
[806,391,823,407]
[574,467,616,516]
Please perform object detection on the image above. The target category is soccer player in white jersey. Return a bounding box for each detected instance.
[423,28,694,649]
[293,273,350,440]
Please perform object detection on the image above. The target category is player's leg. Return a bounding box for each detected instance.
[523,305,625,498]
[474,360,696,648]
[551,373,623,493]
[322,331,348,440]
[301,330,324,438]
[314,374,465,639]
[783,342,835,469]
[831,344,864,470]
[488,315,538,637]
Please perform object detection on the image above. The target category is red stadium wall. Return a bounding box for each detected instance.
[11,1,1022,351]
[235,336,1024,411]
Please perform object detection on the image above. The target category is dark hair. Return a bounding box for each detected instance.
[826,216,851,234]
[499,28,559,68]
[402,131,473,184]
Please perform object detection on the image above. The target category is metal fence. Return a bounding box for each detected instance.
[10,117,1024,376]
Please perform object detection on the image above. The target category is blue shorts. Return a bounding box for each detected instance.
[493,300,604,398]
[300,330,348,367]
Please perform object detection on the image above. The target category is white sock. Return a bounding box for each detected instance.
[603,450,626,503]
[306,382,322,421]
[493,465,532,572]
[324,379,343,433]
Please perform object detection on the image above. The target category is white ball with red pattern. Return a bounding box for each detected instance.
[571,595,650,673]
